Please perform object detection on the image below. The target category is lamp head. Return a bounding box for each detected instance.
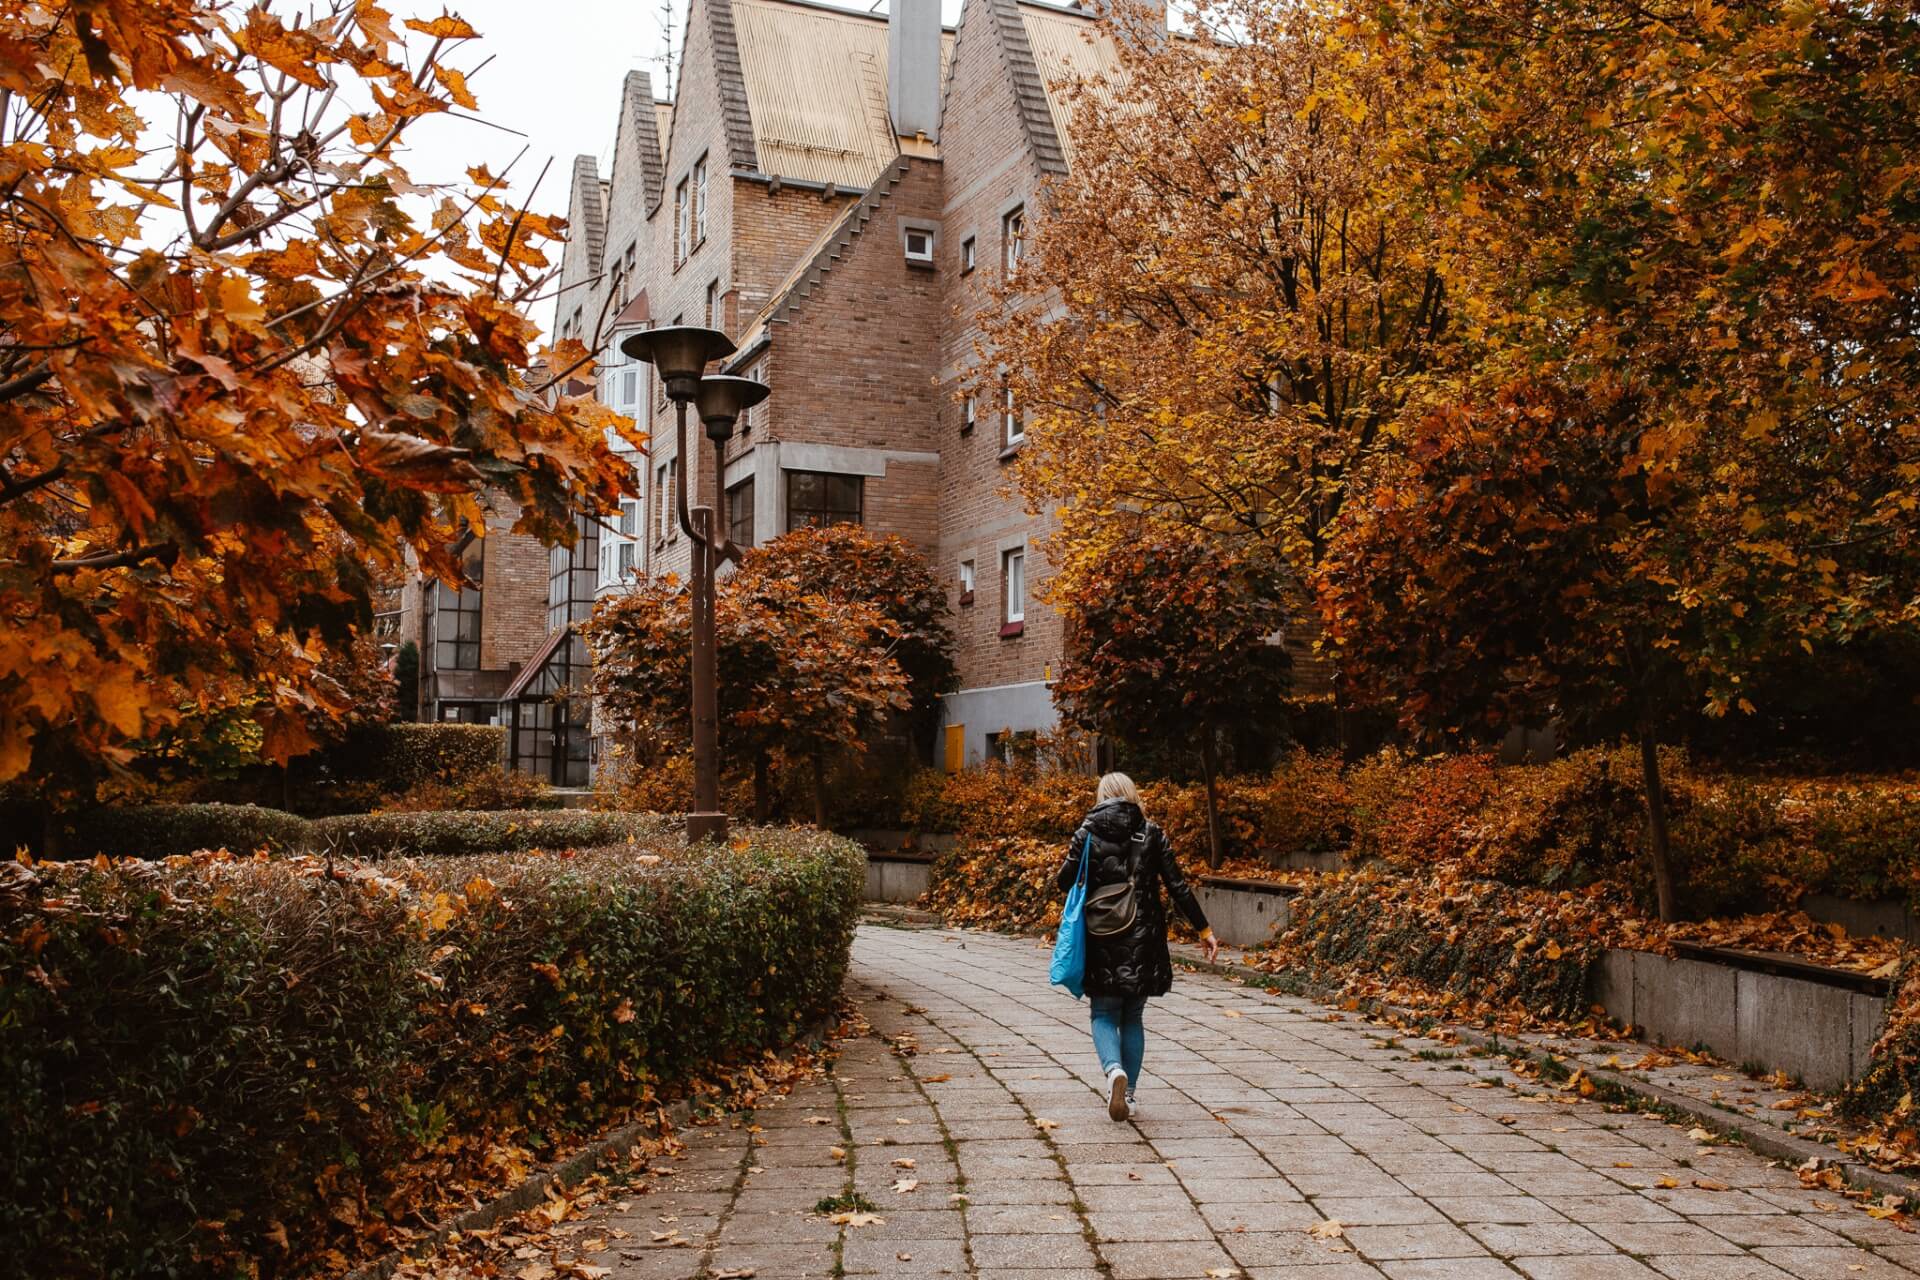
[694,375,771,442]
[619,325,736,402]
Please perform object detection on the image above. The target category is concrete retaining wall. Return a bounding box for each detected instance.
[865,855,934,904]
[1803,893,1920,945]
[1195,879,1296,949]
[1589,948,1887,1091]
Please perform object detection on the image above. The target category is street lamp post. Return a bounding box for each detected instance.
[618,325,755,845]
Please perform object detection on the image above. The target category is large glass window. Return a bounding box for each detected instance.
[785,470,862,532]
[727,477,755,549]
[432,535,484,670]
[547,513,599,633]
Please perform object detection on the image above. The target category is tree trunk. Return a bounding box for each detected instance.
[811,752,827,830]
[752,751,771,825]
[1637,720,1679,923]
[1199,732,1223,871]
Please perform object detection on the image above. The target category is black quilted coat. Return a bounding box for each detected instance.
[1054,798,1210,999]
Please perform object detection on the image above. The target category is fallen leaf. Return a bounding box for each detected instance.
[829,1211,884,1227]
[1034,1118,1060,1132]
[893,1178,919,1194]
[1309,1219,1344,1239]
[892,1158,917,1169]
[1692,1178,1731,1191]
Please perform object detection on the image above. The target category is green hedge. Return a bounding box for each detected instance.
[61,802,313,857]
[325,722,505,787]
[0,830,862,1278]
[310,808,669,857]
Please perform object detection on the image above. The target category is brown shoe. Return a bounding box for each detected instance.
[1107,1070,1130,1121]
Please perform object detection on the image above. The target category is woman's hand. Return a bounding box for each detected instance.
[1201,930,1220,963]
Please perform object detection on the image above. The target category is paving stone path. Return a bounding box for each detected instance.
[591,924,1920,1280]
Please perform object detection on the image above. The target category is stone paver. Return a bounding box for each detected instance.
[572,924,1919,1279]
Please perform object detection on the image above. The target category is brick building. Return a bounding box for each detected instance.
[393,0,1149,783]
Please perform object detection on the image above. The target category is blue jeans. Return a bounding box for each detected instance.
[1089,994,1147,1087]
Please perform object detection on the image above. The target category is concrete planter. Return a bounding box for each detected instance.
[1589,947,1887,1091]
[1802,892,1920,945]
[865,850,936,903]
[1195,876,1299,949]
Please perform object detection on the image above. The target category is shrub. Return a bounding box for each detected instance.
[922,835,1070,932]
[1468,747,1657,889]
[1245,750,1352,859]
[326,722,505,788]
[1792,777,1920,907]
[309,809,669,858]
[61,802,312,857]
[1346,749,1500,869]
[0,830,862,1278]
[381,767,559,813]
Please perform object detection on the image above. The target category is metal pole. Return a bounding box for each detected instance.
[678,398,727,845]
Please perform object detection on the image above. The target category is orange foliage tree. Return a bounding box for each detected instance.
[980,0,1464,599]
[0,2,637,800]
[1320,0,1920,920]
[584,573,910,826]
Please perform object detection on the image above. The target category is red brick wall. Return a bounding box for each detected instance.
[479,498,550,673]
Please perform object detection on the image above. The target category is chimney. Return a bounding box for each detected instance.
[888,0,941,143]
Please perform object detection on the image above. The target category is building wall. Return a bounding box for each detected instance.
[932,0,1062,736]
[478,502,551,674]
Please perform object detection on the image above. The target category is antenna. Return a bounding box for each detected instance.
[658,0,676,100]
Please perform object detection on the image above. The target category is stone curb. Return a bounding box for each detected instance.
[343,1017,838,1280]
[1166,943,1920,1207]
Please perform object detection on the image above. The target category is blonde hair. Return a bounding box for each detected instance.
[1096,772,1141,808]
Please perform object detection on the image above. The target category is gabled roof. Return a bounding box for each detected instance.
[1019,2,1126,169]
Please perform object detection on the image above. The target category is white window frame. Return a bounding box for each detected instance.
[962,394,976,434]
[1002,383,1023,447]
[959,559,975,598]
[694,153,709,245]
[961,235,976,273]
[674,178,690,265]
[904,227,934,264]
[1002,547,1025,624]
[1002,206,1025,276]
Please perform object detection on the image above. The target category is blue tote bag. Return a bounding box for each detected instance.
[1049,832,1090,998]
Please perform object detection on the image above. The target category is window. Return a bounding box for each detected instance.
[674,178,690,265]
[958,559,975,606]
[987,729,1038,768]
[547,512,598,632]
[432,535,485,671]
[1002,382,1023,447]
[621,368,638,410]
[960,235,976,273]
[961,394,976,434]
[705,278,721,331]
[1001,546,1025,630]
[667,458,680,540]
[727,476,755,549]
[619,499,638,537]
[1002,205,1025,275]
[904,227,934,264]
[694,153,709,245]
[655,462,673,542]
[785,470,863,532]
[616,541,634,577]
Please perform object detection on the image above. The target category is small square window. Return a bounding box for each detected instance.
[905,227,934,264]
[961,394,976,434]
[961,235,976,273]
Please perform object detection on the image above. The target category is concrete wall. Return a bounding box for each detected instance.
[938,679,1058,767]
[1194,880,1295,949]
[1804,893,1920,945]
[866,855,934,903]
[1589,948,1887,1091]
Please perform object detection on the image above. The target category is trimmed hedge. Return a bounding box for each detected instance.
[62,802,313,857]
[0,830,862,1278]
[310,808,670,857]
[324,722,506,787]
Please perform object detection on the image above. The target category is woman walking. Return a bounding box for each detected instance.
[1056,772,1218,1121]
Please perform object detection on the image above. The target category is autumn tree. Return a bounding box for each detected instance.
[1051,532,1293,868]
[980,0,1463,603]
[729,525,956,756]
[584,573,910,826]
[0,2,637,801]
[1317,0,1920,921]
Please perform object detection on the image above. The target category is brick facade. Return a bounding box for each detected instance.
[540,0,1156,771]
